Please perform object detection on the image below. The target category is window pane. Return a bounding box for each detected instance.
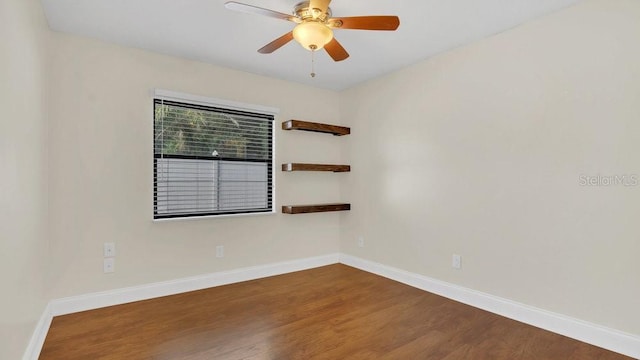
[154,102,271,161]
[155,158,269,215]
[154,99,273,219]
[218,161,268,210]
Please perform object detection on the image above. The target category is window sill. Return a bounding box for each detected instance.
[152,210,276,222]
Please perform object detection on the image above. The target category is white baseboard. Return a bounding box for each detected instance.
[22,302,52,360]
[339,254,640,359]
[51,253,340,316]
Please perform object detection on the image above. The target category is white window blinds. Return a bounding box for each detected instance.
[154,98,274,219]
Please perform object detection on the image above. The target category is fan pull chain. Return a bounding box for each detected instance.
[310,45,317,78]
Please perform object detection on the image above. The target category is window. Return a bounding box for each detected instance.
[153,92,275,219]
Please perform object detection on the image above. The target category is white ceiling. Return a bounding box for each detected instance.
[40,0,581,90]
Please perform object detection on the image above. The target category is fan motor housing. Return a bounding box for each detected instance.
[294,1,332,22]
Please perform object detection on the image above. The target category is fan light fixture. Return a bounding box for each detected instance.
[224,0,400,62]
[292,22,333,51]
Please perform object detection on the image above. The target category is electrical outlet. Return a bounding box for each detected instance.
[452,254,462,269]
[104,242,116,257]
[216,245,224,258]
[357,236,364,248]
[104,258,115,273]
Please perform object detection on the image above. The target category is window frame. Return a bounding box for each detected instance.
[152,89,278,221]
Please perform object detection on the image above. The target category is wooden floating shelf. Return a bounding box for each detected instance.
[282,163,350,172]
[282,203,351,214]
[282,120,350,136]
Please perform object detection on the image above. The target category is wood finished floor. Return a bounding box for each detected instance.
[40,264,631,359]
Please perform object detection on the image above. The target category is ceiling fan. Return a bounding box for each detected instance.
[224,0,400,62]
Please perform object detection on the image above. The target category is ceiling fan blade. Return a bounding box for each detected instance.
[309,0,331,18]
[258,32,294,54]
[324,38,349,62]
[329,16,400,31]
[224,1,299,22]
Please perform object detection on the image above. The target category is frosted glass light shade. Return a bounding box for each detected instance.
[292,22,333,51]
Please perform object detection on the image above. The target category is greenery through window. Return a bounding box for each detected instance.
[153,99,274,219]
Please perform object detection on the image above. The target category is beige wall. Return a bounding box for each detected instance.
[47,33,343,298]
[340,0,640,335]
[0,0,50,358]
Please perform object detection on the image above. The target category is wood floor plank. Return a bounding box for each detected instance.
[39,264,632,359]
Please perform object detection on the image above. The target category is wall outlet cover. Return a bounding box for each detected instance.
[103,258,115,273]
[452,254,462,269]
[104,242,116,257]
